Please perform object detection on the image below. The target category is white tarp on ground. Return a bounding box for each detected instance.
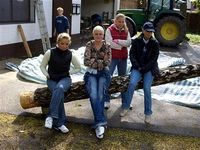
[17,46,186,83]
[150,77,200,108]
[15,46,200,108]
[136,77,200,108]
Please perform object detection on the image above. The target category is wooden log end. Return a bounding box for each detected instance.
[20,91,39,109]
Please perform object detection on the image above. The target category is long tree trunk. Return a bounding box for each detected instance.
[20,64,200,109]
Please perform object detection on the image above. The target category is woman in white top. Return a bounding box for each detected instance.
[40,33,81,133]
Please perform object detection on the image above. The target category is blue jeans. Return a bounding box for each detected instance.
[122,70,154,115]
[105,58,127,103]
[84,69,111,128]
[47,77,71,127]
[109,59,127,76]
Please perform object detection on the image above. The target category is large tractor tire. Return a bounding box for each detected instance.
[125,16,137,37]
[155,16,186,47]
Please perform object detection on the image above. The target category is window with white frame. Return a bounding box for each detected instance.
[0,0,35,24]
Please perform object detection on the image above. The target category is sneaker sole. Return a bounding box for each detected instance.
[54,127,69,133]
[96,134,104,139]
[45,125,52,129]
[104,106,110,109]
[95,126,105,139]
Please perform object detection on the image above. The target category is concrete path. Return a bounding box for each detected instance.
[66,97,200,137]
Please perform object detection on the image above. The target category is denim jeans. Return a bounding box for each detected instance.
[122,69,154,115]
[47,77,71,127]
[105,58,127,103]
[109,59,127,76]
[84,69,111,128]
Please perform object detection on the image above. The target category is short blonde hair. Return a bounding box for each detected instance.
[92,25,104,34]
[57,7,63,12]
[56,33,71,44]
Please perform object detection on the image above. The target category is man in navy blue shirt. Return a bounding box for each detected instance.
[54,7,70,36]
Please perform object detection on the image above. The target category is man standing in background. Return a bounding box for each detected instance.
[54,7,70,36]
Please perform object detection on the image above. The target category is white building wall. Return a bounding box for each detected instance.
[71,0,81,34]
[0,0,120,45]
[0,0,52,46]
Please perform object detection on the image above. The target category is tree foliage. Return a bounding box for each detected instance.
[191,0,200,10]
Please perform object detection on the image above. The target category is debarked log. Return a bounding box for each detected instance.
[20,64,200,109]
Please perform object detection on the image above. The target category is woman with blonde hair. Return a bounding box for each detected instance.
[84,25,111,139]
[40,33,81,133]
[104,13,131,110]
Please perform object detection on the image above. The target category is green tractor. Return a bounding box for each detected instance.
[118,0,187,46]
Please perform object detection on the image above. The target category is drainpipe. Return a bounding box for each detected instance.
[113,0,120,17]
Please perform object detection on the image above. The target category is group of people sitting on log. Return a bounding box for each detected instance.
[40,13,160,139]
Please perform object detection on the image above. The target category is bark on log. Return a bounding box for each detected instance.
[20,64,200,109]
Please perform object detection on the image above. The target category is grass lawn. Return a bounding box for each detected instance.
[186,33,200,44]
[0,113,200,150]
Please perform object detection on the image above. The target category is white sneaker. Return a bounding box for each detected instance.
[144,115,151,124]
[104,102,110,109]
[44,117,53,129]
[129,104,133,110]
[55,125,69,133]
[110,93,121,99]
[95,126,105,139]
[120,109,129,117]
